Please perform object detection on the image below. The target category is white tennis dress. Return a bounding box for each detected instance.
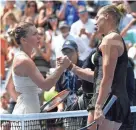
[11,51,41,129]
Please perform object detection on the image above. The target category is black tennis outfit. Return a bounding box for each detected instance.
[87,35,131,123]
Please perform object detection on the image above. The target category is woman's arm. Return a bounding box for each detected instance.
[72,65,94,83]
[19,56,70,91]
[38,9,49,27]
[89,32,102,48]
[57,3,67,20]
[93,35,123,124]
[6,73,20,102]
[120,19,136,37]
[95,36,123,106]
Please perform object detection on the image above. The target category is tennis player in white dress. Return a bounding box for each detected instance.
[6,22,71,130]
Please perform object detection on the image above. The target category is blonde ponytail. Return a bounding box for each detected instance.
[116,4,127,18]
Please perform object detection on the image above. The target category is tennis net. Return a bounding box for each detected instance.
[0,107,136,130]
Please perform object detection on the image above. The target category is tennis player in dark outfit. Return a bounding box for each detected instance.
[63,5,131,130]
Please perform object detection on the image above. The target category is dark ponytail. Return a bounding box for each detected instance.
[13,22,34,45]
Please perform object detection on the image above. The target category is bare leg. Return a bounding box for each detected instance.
[98,119,122,130]
[87,111,96,130]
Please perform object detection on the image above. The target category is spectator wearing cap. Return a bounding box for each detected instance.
[52,21,88,66]
[0,91,10,114]
[51,21,76,67]
[56,40,83,112]
[70,5,96,61]
[57,0,86,25]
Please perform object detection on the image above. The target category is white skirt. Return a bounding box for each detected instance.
[11,94,41,130]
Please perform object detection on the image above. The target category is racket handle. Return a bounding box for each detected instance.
[79,95,117,130]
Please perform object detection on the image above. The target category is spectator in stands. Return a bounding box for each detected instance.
[70,5,96,61]
[21,1,38,25]
[94,0,111,7]
[50,21,75,67]
[31,27,51,78]
[37,1,55,30]
[57,0,86,25]
[52,21,86,66]
[25,16,34,24]
[3,12,18,32]
[47,14,60,37]
[0,91,10,114]
[119,1,136,45]
[56,40,83,112]
[44,14,60,67]
[2,1,22,22]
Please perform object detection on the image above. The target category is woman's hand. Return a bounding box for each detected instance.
[57,56,71,69]
[94,104,105,125]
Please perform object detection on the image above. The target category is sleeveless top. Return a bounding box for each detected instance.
[33,46,51,78]
[12,51,41,94]
[88,34,130,123]
[93,38,128,97]
[12,50,41,114]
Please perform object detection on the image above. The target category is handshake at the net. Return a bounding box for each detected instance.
[57,56,72,69]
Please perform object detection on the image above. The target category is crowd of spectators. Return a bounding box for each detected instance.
[0,0,136,114]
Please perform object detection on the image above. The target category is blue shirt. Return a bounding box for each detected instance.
[56,60,83,93]
[62,1,86,25]
[94,0,111,7]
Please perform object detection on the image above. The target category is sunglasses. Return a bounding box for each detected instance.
[62,48,75,55]
[78,10,87,14]
[43,1,52,4]
[38,33,44,36]
[27,4,35,8]
[49,18,57,22]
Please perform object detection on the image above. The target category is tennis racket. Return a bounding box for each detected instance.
[40,89,70,112]
[79,95,117,130]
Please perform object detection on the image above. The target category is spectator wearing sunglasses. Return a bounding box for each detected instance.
[45,15,60,68]
[21,1,38,25]
[70,6,96,61]
[31,27,51,78]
